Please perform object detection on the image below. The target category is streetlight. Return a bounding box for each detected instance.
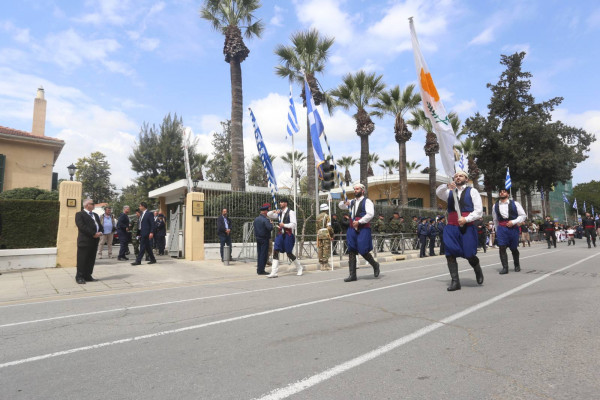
[67,164,77,181]
[193,179,199,192]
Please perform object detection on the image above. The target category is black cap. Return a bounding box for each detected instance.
[279,197,289,203]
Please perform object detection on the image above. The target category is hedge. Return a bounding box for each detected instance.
[0,199,60,249]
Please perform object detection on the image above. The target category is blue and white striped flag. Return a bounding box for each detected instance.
[286,84,300,138]
[505,167,512,190]
[562,192,570,204]
[583,201,587,213]
[593,205,596,218]
[304,75,326,173]
[249,108,278,191]
[573,198,578,210]
[458,152,465,170]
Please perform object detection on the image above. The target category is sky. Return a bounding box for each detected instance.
[1,0,599,193]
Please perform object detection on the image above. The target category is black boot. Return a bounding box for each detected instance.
[468,257,484,285]
[511,249,521,272]
[447,260,461,291]
[499,247,509,274]
[362,252,380,278]
[344,253,357,282]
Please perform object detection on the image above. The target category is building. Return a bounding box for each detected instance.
[330,172,491,212]
[0,87,64,192]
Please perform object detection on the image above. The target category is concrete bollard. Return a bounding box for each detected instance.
[224,244,230,265]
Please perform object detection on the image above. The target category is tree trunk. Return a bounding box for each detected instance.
[428,154,436,209]
[399,141,408,206]
[520,189,527,217]
[229,60,245,191]
[306,117,315,196]
[487,187,493,215]
[360,135,369,190]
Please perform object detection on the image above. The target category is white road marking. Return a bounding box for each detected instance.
[254,252,600,400]
[0,251,562,369]
[0,251,554,328]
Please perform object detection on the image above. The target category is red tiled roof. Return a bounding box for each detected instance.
[0,125,64,144]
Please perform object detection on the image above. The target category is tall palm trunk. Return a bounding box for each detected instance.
[360,135,369,188]
[398,141,408,206]
[230,59,245,191]
[306,118,315,196]
[428,154,436,208]
[486,187,493,214]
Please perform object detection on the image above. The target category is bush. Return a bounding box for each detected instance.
[0,187,58,200]
[0,199,59,249]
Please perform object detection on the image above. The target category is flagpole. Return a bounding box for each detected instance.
[563,197,568,225]
[292,133,297,234]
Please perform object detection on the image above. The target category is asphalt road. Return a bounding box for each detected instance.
[1,244,599,400]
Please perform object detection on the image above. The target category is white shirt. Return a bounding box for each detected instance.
[88,210,99,232]
[436,184,483,223]
[492,199,527,230]
[338,196,374,224]
[267,207,297,230]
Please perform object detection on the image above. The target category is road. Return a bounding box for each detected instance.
[1,245,599,399]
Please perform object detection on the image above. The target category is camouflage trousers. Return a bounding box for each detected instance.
[318,239,331,270]
[132,237,140,256]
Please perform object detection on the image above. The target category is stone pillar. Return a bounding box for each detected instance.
[56,181,82,267]
[185,191,204,261]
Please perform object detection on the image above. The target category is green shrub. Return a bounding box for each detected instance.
[0,187,58,200]
[0,199,59,249]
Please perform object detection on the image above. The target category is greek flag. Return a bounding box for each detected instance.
[304,75,326,172]
[593,205,596,218]
[583,201,587,213]
[505,167,512,190]
[249,108,278,191]
[286,84,300,138]
[573,198,578,210]
[562,192,570,204]
[458,152,465,170]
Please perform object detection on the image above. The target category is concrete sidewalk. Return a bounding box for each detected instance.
[0,249,432,304]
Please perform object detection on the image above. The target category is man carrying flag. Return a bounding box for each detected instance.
[267,198,304,278]
[493,188,527,274]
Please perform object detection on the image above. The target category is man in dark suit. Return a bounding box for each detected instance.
[217,208,232,262]
[253,204,273,275]
[154,213,167,255]
[131,202,156,265]
[116,205,130,261]
[75,199,103,284]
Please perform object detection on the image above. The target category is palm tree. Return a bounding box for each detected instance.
[455,137,481,191]
[367,153,379,177]
[280,150,306,196]
[405,160,422,174]
[373,84,421,206]
[379,159,399,175]
[407,109,439,208]
[336,156,358,186]
[331,71,385,189]
[194,153,210,181]
[275,29,335,196]
[200,0,264,191]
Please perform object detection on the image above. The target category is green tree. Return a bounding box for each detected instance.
[129,113,199,197]
[200,0,264,191]
[112,184,151,216]
[75,151,116,203]
[194,153,210,181]
[367,153,379,177]
[275,28,335,196]
[373,84,421,206]
[336,156,358,186]
[572,181,600,214]
[247,154,276,187]
[405,160,422,174]
[280,150,306,195]
[330,70,385,189]
[206,120,232,183]
[378,159,399,175]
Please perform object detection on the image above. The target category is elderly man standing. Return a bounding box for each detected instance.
[338,183,380,282]
[493,188,527,274]
[97,206,116,259]
[75,199,102,284]
[116,205,130,261]
[436,170,484,291]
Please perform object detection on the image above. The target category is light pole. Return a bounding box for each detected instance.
[67,164,77,181]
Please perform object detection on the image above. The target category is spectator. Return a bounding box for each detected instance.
[131,202,157,265]
[116,205,130,261]
[75,199,102,284]
[253,203,273,275]
[155,213,167,255]
[217,208,232,262]
[97,207,116,259]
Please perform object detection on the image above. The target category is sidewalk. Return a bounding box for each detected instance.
[0,249,431,304]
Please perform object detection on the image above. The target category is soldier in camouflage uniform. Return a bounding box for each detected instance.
[373,214,386,252]
[388,212,403,254]
[316,204,334,271]
[129,209,141,257]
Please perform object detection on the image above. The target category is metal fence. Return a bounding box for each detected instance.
[199,187,443,244]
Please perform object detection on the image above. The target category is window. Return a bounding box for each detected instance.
[407,198,423,208]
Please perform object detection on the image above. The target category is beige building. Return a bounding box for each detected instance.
[331,173,491,213]
[0,87,64,192]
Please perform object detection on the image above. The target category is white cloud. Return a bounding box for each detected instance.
[552,108,600,185]
[469,26,495,45]
[451,99,477,115]
[294,0,355,45]
[138,37,160,51]
[76,0,133,26]
[586,8,600,30]
[271,5,284,27]
[501,43,531,56]
[0,20,31,43]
